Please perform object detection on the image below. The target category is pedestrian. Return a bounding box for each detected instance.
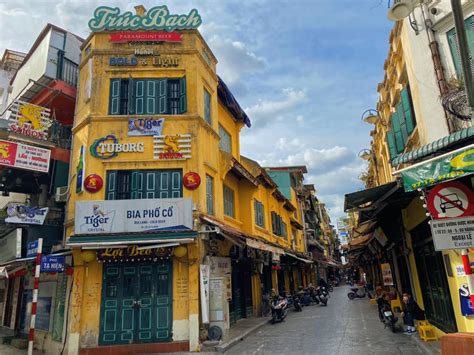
[401,293,424,334]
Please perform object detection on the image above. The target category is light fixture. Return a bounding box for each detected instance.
[387,0,420,21]
[358,149,372,161]
[361,109,380,125]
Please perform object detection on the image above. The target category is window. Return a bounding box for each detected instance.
[206,175,214,215]
[106,169,182,200]
[219,125,232,153]
[281,221,288,240]
[223,185,235,218]
[254,200,265,228]
[204,89,211,124]
[109,77,186,115]
[447,16,473,80]
[271,211,285,237]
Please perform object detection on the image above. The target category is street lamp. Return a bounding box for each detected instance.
[358,149,372,161]
[361,109,380,125]
[387,0,419,22]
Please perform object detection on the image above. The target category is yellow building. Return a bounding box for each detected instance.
[64,5,312,354]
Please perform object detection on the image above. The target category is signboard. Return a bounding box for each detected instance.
[76,145,85,193]
[7,100,51,140]
[40,256,65,272]
[109,31,182,43]
[0,140,51,173]
[0,229,21,263]
[6,203,48,225]
[183,172,201,190]
[381,263,394,286]
[75,198,193,234]
[426,181,474,219]
[97,246,172,262]
[200,264,210,324]
[89,135,144,159]
[109,56,179,68]
[88,6,202,32]
[26,240,39,258]
[373,227,388,247]
[154,134,191,160]
[84,174,103,193]
[401,145,474,192]
[209,257,231,277]
[431,216,474,250]
[460,284,474,316]
[128,117,164,136]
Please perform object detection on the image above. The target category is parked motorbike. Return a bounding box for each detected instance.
[347,285,369,300]
[377,297,398,333]
[292,292,303,312]
[316,286,328,306]
[271,296,289,323]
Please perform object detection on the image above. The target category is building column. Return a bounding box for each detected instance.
[67,249,85,355]
[188,242,200,351]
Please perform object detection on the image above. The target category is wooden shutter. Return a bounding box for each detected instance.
[131,171,139,199]
[204,89,211,124]
[179,76,187,114]
[254,201,259,226]
[447,16,474,80]
[206,176,214,215]
[391,112,404,154]
[171,171,182,198]
[401,87,416,135]
[106,171,117,200]
[396,102,409,144]
[386,130,398,161]
[158,79,168,114]
[109,79,121,115]
[146,80,157,115]
[134,79,145,115]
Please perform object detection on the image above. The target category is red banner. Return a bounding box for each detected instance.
[109,32,182,43]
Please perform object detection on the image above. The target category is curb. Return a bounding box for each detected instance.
[214,318,270,353]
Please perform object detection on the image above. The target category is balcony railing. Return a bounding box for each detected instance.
[50,121,72,150]
[56,50,78,88]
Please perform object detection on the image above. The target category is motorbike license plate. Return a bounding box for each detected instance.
[384,311,392,317]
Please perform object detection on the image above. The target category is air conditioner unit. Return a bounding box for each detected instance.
[55,186,68,202]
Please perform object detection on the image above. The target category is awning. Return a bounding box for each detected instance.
[392,126,474,166]
[319,258,341,268]
[285,252,313,264]
[246,238,284,255]
[344,181,399,211]
[200,215,246,247]
[352,219,378,238]
[349,234,374,248]
[67,231,197,248]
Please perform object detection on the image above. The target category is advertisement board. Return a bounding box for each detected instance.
[6,204,48,225]
[75,198,193,234]
[430,216,474,250]
[0,229,22,263]
[0,140,50,173]
[381,263,394,286]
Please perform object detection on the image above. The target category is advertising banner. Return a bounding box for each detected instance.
[75,198,193,234]
[401,145,474,192]
[6,204,48,225]
[430,216,474,250]
[381,263,394,286]
[0,140,50,173]
[128,117,164,136]
[7,100,51,140]
[97,246,172,262]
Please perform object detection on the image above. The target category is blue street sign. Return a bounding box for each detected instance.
[40,256,65,273]
[26,240,39,257]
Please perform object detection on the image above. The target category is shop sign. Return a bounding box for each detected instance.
[459,284,474,316]
[7,100,52,140]
[90,135,144,159]
[109,55,180,68]
[6,203,48,225]
[109,56,138,66]
[40,256,65,272]
[401,145,474,192]
[88,6,202,32]
[208,257,231,277]
[426,181,474,219]
[128,117,164,136]
[75,198,193,234]
[97,246,172,262]
[381,263,394,286]
[0,229,21,263]
[373,227,388,247]
[0,139,51,173]
[200,264,210,324]
[431,216,474,251]
[26,239,39,258]
[154,134,191,160]
[110,32,182,43]
[183,172,201,190]
[84,174,103,193]
[76,145,85,193]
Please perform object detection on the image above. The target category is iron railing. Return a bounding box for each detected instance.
[56,50,78,88]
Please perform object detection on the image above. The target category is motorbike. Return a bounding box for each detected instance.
[292,292,303,312]
[271,296,289,323]
[315,286,328,306]
[377,297,398,333]
[347,285,369,300]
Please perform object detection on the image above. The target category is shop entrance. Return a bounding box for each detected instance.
[99,262,172,345]
[229,260,253,325]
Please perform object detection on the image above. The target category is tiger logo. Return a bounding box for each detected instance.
[18,103,44,130]
[164,135,180,153]
[0,143,10,158]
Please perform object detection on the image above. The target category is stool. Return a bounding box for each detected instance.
[416,320,438,342]
[369,298,377,305]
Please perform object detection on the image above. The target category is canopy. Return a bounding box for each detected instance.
[67,232,196,248]
[344,182,399,211]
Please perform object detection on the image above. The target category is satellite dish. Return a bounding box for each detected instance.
[387,0,419,21]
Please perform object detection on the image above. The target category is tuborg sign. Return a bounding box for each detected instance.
[88,6,202,32]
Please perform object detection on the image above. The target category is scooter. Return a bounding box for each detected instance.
[377,297,398,333]
[292,292,303,312]
[271,296,289,323]
[316,286,328,306]
[347,285,369,300]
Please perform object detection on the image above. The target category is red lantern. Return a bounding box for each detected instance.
[84,174,104,193]
[183,172,201,190]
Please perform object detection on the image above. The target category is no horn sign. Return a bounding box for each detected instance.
[427,181,474,219]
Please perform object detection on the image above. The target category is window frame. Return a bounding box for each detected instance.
[223,185,235,218]
[206,175,214,215]
[254,200,265,228]
[218,124,232,154]
[204,88,212,124]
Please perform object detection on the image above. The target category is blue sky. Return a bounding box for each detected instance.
[0,0,394,220]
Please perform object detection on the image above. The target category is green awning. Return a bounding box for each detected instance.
[392,126,474,165]
[67,231,197,248]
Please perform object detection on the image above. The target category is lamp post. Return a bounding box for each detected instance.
[359,149,379,187]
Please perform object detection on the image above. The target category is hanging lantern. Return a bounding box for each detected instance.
[80,250,96,263]
[173,245,187,258]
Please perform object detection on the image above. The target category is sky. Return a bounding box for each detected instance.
[0,0,394,222]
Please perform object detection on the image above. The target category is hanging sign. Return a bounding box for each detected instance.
[183,172,201,190]
[426,181,474,219]
[401,145,474,192]
[90,135,144,159]
[97,246,172,262]
[154,134,191,160]
[40,256,65,272]
[128,117,164,136]
[0,140,50,173]
[460,284,474,316]
[110,32,182,43]
[88,6,202,32]
[76,145,85,193]
[84,174,103,193]
[6,203,49,225]
[381,263,394,286]
[431,216,474,250]
[7,100,52,140]
[26,240,39,258]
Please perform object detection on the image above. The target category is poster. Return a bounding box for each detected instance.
[381,263,394,286]
[0,140,50,173]
[200,265,210,324]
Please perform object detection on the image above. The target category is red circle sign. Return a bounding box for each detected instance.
[427,181,474,219]
[84,174,104,193]
[183,172,201,190]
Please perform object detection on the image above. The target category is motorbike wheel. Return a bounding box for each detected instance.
[347,292,355,300]
[271,314,277,324]
[321,299,328,306]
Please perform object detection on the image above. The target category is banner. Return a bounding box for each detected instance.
[110,32,182,43]
[75,198,193,234]
[381,263,394,286]
[6,204,48,225]
[0,140,50,173]
[401,145,474,192]
[97,246,172,262]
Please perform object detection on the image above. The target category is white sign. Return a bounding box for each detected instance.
[431,216,474,250]
[128,117,164,136]
[75,198,193,235]
[456,265,466,276]
[200,265,210,324]
[209,257,231,277]
[381,263,394,286]
[5,203,49,225]
[154,134,191,160]
[0,229,22,263]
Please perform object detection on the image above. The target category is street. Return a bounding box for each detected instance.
[225,286,435,355]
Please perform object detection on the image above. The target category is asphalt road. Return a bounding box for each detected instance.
[225,286,431,355]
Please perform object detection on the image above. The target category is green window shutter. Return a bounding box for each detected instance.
[401,87,416,135]
[158,79,168,114]
[106,171,117,200]
[447,16,474,80]
[391,112,404,154]
[397,102,409,144]
[146,80,157,115]
[52,160,69,191]
[127,78,134,114]
[219,125,232,153]
[254,200,258,226]
[130,171,139,199]
[135,79,145,115]
[223,186,235,218]
[206,175,214,215]
[109,79,121,114]
[386,130,398,161]
[179,77,187,114]
[466,16,474,76]
[204,89,211,124]
[171,171,182,198]
[271,212,276,234]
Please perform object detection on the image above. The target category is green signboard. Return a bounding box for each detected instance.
[88,6,202,32]
[401,145,474,191]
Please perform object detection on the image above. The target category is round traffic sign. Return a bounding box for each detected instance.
[427,181,474,219]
